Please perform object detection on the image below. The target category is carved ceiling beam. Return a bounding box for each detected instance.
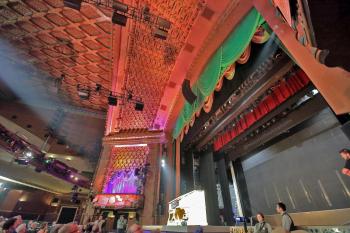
[253,0,350,114]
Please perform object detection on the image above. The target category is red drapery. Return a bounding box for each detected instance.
[213,70,310,151]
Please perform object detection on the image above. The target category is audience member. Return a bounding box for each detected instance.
[2,218,18,233]
[339,148,350,176]
[127,224,142,233]
[38,223,48,233]
[49,224,63,233]
[16,223,27,233]
[58,223,79,233]
[117,216,127,233]
[254,213,272,233]
[276,202,295,233]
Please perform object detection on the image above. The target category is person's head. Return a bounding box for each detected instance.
[16,223,27,233]
[339,148,350,160]
[30,221,37,229]
[276,202,286,214]
[98,215,103,221]
[2,218,17,230]
[120,215,124,220]
[13,215,22,228]
[50,224,63,233]
[127,224,142,233]
[41,222,48,229]
[256,213,265,223]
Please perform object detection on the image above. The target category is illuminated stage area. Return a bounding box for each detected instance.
[0,0,349,231]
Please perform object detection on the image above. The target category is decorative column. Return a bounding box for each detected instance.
[199,148,220,225]
[232,158,252,218]
[217,157,235,225]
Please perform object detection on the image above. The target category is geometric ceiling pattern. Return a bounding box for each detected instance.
[113,0,204,131]
[0,0,112,111]
[0,0,205,132]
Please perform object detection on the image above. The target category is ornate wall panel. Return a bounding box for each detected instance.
[103,146,149,195]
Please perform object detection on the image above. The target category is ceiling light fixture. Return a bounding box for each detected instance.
[76,83,144,111]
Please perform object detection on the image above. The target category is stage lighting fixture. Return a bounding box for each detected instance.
[135,102,144,111]
[157,17,171,30]
[154,28,168,40]
[108,94,118,106]
[63,0,82,11]
[25,151,32,158]
[113,1,128,12]
[112,11,128,26]
[77,85,90,100]
[14,158,29,165]
[51,198,59,207]
[95,84,101,92]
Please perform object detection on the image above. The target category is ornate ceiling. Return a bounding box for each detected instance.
[0,0,206,133]
[113,0,205,131]
[0,0,112,111]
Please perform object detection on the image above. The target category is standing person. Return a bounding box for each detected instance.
[339,148,350,176]
[276,202,295,233]
[117,216,127,233]
[254,213,272,233]
[92,216,105,233]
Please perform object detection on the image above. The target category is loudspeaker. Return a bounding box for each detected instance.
[154,28,168,40]
[135,102,144,111]
[108,95,118,106]
[341,121,350,140]
[182,79,197,104]
[112,12,127,26]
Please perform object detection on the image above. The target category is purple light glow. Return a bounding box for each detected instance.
[103,169,139,194]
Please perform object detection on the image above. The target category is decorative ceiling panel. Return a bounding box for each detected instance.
[0,0,112,112]
[113,0,204,131]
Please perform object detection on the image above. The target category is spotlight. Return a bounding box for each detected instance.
[112,11,128,26]
[135,101,144,111]
[108,94,118,106]
[70,175,74,178]
[161,159,165,167]
[25,151,32,158]
[74,177,79,181]
[154,28,168,40]
[63,0,82,11]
